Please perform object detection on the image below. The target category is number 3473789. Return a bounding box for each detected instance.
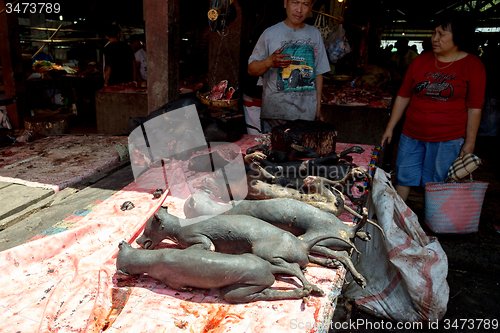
[5,3,61,14]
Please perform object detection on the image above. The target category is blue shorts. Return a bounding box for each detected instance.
[395,134,464,186]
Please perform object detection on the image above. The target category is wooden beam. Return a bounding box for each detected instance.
[0,0,27,129]
[145,0,180,114]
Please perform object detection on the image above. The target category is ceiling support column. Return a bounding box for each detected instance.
[144,0,180,114]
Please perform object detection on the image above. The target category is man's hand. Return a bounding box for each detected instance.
[315,108,324,121]
[248,46,292,76]
[270,46,292,69]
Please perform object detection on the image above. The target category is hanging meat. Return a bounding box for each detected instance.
[221,86,235,104]
[208,80,228,100]
[206,80,236,105]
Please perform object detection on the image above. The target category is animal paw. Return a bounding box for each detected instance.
[355,275,367,289]
[116,269,130,276]
[324,258,342,268]
[244,152,266,164]
[356,230,372,241]
[298,287,311,298]
[351,146,365,154]
[310,284,325,296]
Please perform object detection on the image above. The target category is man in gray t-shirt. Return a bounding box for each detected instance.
[248,0,330,130]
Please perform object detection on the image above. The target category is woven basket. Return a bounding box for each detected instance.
[424,177,488,234]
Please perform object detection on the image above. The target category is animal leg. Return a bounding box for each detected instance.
[245,144,269,155]
[305,169,373,211]
[185,241,213,251]
[356,230,371,241]
[338,145,365,158]
[244,151,267,164]
[221,284,311,303]
[245,152,283,175]
[308,255,342,268]
[290,144,319,158]
[268,259,325,296]
[310,246,366,288]
[343,205,385,236]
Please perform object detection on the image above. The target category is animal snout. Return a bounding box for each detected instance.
[138,239,153,249]
[136,234,153,249]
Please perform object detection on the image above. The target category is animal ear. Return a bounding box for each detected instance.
[153,213,161,222]
[160,205,169,212]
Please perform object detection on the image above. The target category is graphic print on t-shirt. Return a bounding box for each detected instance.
[413,71,455,102]
[276,40,317,92]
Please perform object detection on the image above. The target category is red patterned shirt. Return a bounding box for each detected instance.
[398,51,485,142]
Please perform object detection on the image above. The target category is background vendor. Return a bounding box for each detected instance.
[103,25,135,87]
[247,0,330,133]
[131,34,147,86]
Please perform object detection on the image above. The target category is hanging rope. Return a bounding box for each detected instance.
[211,28,239,92]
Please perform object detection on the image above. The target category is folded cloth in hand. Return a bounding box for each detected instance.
[446,153,481,181]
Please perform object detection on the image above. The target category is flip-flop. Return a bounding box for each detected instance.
[486,222,500,235]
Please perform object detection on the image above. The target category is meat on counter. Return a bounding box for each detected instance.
[322,85,393,108]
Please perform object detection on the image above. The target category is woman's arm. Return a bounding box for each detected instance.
[380,95,411,147]
[460,107,482,157]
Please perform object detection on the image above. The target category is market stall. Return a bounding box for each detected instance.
[0,134,376,332]
[25,74,103,132]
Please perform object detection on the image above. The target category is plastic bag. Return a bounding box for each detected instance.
[344,167,449,322]
[326,24,351,63]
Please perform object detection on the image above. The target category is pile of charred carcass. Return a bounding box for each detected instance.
[117,142,384,304]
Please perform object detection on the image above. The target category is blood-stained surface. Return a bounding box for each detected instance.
[0,135,374,332]
[0,135,129,192]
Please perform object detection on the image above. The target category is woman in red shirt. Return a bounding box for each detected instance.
[381,14,486,201]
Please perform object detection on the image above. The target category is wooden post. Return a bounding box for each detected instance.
[144,0,180,114]
[0,0,27,129]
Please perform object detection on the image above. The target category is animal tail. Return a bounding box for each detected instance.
[301,234,360,254]
[343,205,385,238]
